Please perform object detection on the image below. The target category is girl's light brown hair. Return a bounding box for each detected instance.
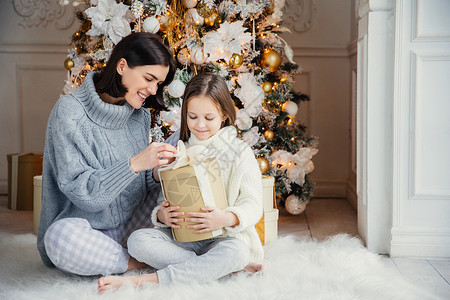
[179,73,236,142]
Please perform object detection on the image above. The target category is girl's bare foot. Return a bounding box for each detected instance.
[97,273,159,294]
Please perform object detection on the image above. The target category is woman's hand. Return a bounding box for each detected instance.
[157,201,184,228]
[185,207,239,234]
[129,142,177,173]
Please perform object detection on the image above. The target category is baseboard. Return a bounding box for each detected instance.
[0,179,6,195]
[346,171,357,210]
[390,227,450,258]
[314,180,347,198]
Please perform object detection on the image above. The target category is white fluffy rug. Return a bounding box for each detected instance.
[0,233,438,300]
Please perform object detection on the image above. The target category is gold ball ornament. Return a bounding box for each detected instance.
[197,2,215,18]
[256,157,270,174]
[264,129,274,140]
[261,49,282,72]
[261,81,273,93]
[229,53,244,69]
[64,58,74,71]
[204,11,218,27]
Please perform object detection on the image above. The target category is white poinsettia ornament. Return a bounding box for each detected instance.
[234,73,264,117]
[160,106,182,131]
[85,0,131,44]
[235,109,253,130]
[204,21,252,62]
[242,126,261,147]
[271,148,319,186]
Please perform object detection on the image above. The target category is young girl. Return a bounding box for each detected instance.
[98,73,264,291]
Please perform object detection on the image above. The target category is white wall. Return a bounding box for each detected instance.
[0,1,79,193]
[356,0,395,254]
[282,0,353,199]
[348,0,359,210]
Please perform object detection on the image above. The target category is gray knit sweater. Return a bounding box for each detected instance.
[37,72,162,266]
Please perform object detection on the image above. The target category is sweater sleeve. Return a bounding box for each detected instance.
[150,192,170,228]
[48,98,139,213]
[223,147,263,233]
[165,130,180,146]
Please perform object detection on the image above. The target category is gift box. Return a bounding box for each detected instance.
[256,209,279,245]
[256,176,279,245]
[33,175,42,234]
[7,153,43,211]
[262,175,276,211]
[159,141,228,242]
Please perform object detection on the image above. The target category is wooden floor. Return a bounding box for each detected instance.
[1,195,449,298]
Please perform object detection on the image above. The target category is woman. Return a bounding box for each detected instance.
[37,32,178,276]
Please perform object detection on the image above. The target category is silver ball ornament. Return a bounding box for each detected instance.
[143,17,160,33]
[282,100,298,117]
[285,195,306,215]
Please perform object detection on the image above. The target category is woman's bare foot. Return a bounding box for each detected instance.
[97,273,159,294]
[243,262,264,273]
[242,262,264,273]
[232,262,264,276]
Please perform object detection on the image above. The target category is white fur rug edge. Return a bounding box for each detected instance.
[0,233,439,300]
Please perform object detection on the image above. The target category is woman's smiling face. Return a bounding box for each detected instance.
[117,58,169,109]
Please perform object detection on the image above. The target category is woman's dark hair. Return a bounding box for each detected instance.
[95,32,176,110]
[180,73,236,141]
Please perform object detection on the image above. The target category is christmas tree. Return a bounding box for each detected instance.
[60,0,318,214]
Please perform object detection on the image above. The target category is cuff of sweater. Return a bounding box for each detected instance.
[145,169,159,191]
[100,159,138,196]
[223,207,245,233]
[151,203,169,228]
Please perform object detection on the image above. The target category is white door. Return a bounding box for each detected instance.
[357,0,450,257]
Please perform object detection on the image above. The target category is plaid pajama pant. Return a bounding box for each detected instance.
[43,186,160,276]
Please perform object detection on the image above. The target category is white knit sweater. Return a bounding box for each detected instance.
[153,126,264,261]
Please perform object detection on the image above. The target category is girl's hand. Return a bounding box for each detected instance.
[186,207,239,234]
[129,142,177,173]
[157,201,184,229]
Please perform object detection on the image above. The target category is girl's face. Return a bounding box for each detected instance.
[117,58,169,109]
[187,95,227,141]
